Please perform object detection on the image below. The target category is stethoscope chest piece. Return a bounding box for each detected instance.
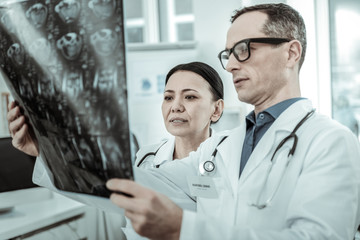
[204,161,215,172]
[199,136,228,177]
[199,160,216,176]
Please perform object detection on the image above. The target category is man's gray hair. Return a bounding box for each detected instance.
[231,3,307,70]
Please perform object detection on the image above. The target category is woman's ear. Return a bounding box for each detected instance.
[286,40,302,69]
[211,99,224,123]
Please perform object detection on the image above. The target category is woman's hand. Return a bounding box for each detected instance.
[107,179,183,240]
[7,101,39,157]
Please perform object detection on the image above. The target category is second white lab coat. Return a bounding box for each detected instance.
[136,99,360,240]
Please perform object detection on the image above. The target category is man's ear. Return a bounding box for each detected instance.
[211,99,224,123]
[286,40,302,69]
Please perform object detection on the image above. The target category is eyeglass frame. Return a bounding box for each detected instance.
[217,37,291,70]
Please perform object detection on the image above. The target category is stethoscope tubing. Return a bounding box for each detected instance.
[199,136,228,176]
[136,141,168,167]
[251,109,316,209]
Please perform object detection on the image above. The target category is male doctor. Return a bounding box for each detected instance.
[106,3,360,240]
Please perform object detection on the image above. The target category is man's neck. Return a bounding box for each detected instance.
[254,95,301,116]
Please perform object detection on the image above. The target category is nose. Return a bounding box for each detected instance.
[171,99,185,112]
[225,53,240,72]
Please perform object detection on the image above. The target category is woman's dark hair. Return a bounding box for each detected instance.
[165,61,224,101]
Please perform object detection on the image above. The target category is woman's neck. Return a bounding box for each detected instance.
[173,130,211,160]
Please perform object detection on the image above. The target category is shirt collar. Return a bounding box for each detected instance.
[245,97,305,128]
[267,98,305,118]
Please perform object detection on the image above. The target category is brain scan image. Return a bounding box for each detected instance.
[57,32,83,60]
[25,3,48,28]
[90,28,118,57]
[88,0,116,20]
[55,0,81,24]
[7,43,25,66]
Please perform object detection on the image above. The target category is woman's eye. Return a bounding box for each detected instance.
[185,95,196,100]
[164,96,173,101]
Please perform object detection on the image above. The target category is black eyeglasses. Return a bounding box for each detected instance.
[218,38,291,70]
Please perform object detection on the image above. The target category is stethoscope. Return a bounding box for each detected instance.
[199,136,228,176]
[199,109,315,209]
[250,109,315,209]
[136,139,198,203]
[136,141,168,168]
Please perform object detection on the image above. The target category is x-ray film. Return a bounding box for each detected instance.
[0,0,133,197]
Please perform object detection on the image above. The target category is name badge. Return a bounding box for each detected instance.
[187,176,218,198]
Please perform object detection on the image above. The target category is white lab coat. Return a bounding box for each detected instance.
[136,99,360,240]
[134,136,175,168]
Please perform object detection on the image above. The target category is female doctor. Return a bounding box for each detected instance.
[135,61,224,169]
[124,61,225,239]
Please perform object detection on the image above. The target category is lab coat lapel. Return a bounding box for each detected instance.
[153,137,175,166]
[216,126,246,196]
[238,99,314,185]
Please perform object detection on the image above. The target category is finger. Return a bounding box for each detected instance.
[107,179,151,198]
[124,209,137,221]
[8,115,25,135]
[7,105,21,123]
[109,192,141,212]
[13,123,28,141]
[11,124,28,148]
[8,101,16,111]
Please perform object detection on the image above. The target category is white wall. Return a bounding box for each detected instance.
[287,0,324,114]
[313,0,332,116]
[0,74,10,136]
[0,75,9,92]
[193,0,245,111]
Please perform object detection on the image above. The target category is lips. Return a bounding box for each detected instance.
[233,77,249,87]
[233,77,249,84]
[169,117,188,123]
